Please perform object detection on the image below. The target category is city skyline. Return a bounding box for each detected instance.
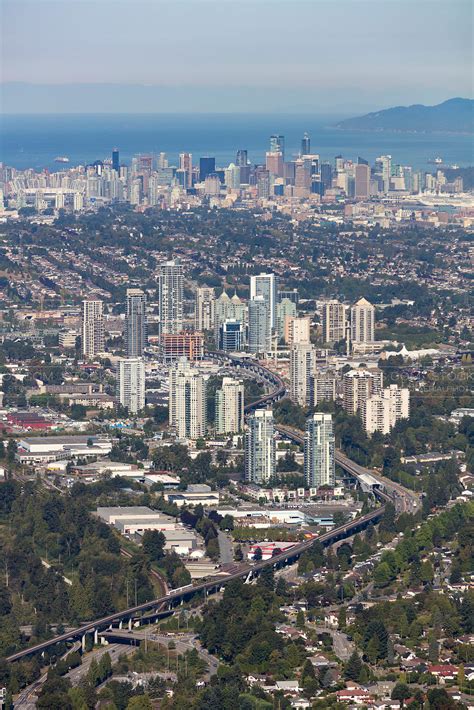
[2,0,472,114]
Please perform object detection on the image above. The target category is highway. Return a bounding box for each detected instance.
[6,504,385,664]
[7,352,414,665]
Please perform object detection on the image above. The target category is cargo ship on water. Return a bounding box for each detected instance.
[54,156,70,163]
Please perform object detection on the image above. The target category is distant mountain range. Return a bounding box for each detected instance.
[334,98,473,133]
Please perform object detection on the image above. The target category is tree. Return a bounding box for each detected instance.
[391,683,411,708]
[253,547,262,561]
[234,544,243,562]
[296,610,305,629]
[344,651,362,681]
[126,697,153,710]
[141,530,166,562]
[338,607,346,630]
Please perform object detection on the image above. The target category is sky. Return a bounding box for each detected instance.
[1,0,473,114]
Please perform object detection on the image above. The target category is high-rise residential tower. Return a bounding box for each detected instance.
[195,286,215,331]
[250,272,278,332]
[343,368,383,415]
[117,357,145,414]
[245,409,276,484]
[82,299,104,359]
[169,359,207,440]
[290,343,316,407]
[350,298,375,345]
[215,377,244,435]
[322,300,347,345]
[158,260,183,336]
[248,296,270,353]
[304,413,335,488]
[125,288,147,357]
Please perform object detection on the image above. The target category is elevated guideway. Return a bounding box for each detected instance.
[6,352,418,664]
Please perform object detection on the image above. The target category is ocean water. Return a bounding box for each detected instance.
[1,113,473,172]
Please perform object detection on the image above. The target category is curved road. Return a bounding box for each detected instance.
[7,352,416,666]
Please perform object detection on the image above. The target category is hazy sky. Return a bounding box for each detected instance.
[2,0,472,113]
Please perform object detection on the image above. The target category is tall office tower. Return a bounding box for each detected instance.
[117,357,145,414]
[320,162,333,190]
[304,413,335,488]
[354,163,370,200]
[265,151,284,177]
[250,272,278,331]
[364,385,410,435]
[376,155,392,193]
[219,319,244,351]
[169,360,207,440]
[248,296,270,353]
[270,134,285,158]
[112,148,120,172]
[204,174,221,196]
[322,300,347,345]
[294,158,312,195]
[245,409,276,484]
[199,156,216,182]
[179,153,193,187]
[257,170,270,199]
[276,297,297,341]
[351,297,375,345]
[343,368,383,415]
[311,372,336,407]
[215,377,245,435]
[236,149,248,167]
[158,152,168,169]
[224,163,241,189]
[82,299,104,359]
[290,343,316,406]
[125,288,147,357]
[284,316,311,346]
[301,132,311,155]
[195,286,215,331]
[158,260,183,336]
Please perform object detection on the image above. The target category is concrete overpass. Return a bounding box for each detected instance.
[6,504,384,664]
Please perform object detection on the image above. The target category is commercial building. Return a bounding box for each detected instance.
[215,377,244,435]
[195,286,215,331]
[304,413,335,488]
[290,343,316,407]
[16,435,112,464]
[125,288,147,357]
[364,384,410,435]
[82,299,104,358]
[218,319,244,351]
[116,357,145,414]
[245,409,276,484]
[350,297,375,345]
[355,163,370,199]
[199,156,216,182]
[157,260,183,336]
[322,300,346,345]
